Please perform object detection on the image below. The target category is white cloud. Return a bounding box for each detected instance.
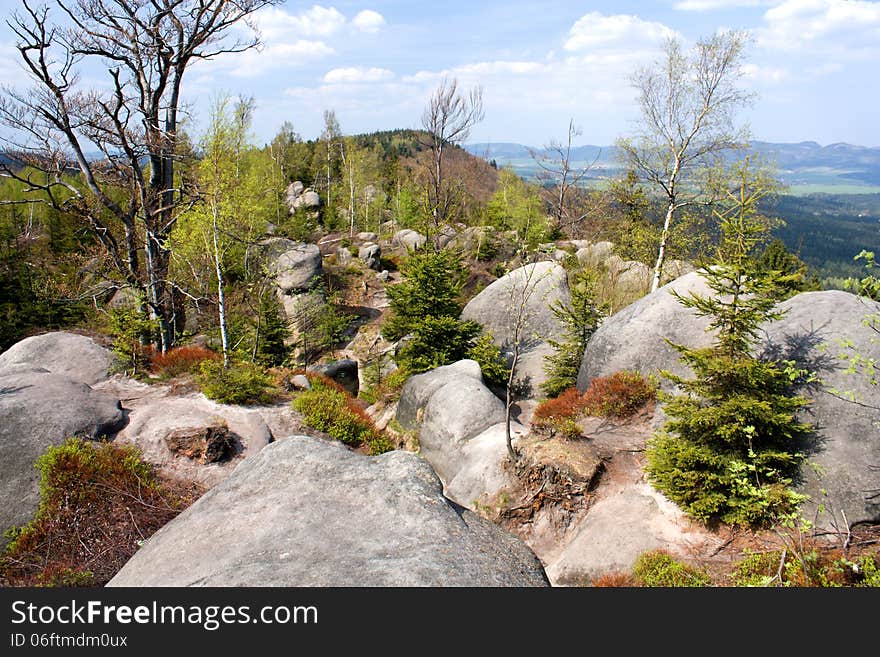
[214,5,387,78]
[674,0,772,11]
[228,40,336,77]
[757,0,880,54]
[403,60,545,83]
[323,66,394,84]
[254,6,347,41]
[352,10,386,34]
[741,62,789,82]
[0,43,29,88]
[564,12,677,52]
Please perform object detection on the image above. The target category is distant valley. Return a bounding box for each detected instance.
[465,140,880,195]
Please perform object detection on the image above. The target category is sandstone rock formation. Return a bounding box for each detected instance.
[108,435,549,586]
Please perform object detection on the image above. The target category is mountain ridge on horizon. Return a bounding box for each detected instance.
[464,139,880,190]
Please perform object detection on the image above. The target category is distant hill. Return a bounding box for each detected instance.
[466,140,880,193]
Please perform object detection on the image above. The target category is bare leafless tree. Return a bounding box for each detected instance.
[420,77,484,244]
[502,259,549,462]
[618,31,753,293]
[0,0,279,351]
[530,119,598,235]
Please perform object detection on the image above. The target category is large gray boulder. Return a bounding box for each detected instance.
[260,238,323,294]
[605,257,652,300]
[396,360,485,430]
[761,291,880,526]
[310,359,359,397]
[285,181,304,205]
[577,275,880,527]
[444,421,527,508]
[419,371,507,483]
[0,368,127,545]
[358,243,382,271]
[0,332,114,385]
[392,229,427,251]
[576,241,615,269]
[545,483,695,585]
[395,360,520,509]
[576,271,713,391]
[462,261,570,396]
[107,435,548,587]
[287,184,321,212]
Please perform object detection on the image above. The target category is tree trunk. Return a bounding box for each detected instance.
[349,159,356,237]
[212,209,230,367]
[505,342,520,462]
[651,201,676,293]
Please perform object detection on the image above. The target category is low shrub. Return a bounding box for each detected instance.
[856,554,880,587]
[151,344,220,378]
[197,359,278,405]
[107,304,159,376]
[582,371,655,419]
[467,332,510,388]
[395,315,482,374]
[359,364,411,405]
[731,550,782,587]
[531,387,588,438]
[591,572,636,587]
[632,550,712,587]
[0,438,201,587]
[732,547,880,588]
[293,376,393,455]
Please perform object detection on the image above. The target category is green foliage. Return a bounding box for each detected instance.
[485,169,550,250]
[383,249,481,373]
[856,554,880,587]
[754,239,820,299]
[542,269,604,397]
[293,377,392,454]
[197,359,277,405]
[646,159,812,527]
[582,371,656,418]
[294,293,354,367]
[107,301,160,376]
[396,315,482,374]
[1,438,197,586]
[0,173,92,351]
[474,233,499,262]
[852,250,880,300]
[731,547,880,587]
[394,184,426,230]
[632,550,712,587]
[359,363,412,406]
[382,249,467,341]
[731,550,781,587]
[768,193,880,281]
[606,170,714,266]
[251,290,291,368]
[467,332,510,387]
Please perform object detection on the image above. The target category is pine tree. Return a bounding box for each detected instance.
[646,159,812,526]
[755,238,820,299]
[542,269,605,398]
[382,249,470,341]
[382,249,481,373]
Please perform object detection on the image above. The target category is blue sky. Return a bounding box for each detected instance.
[1,0,878,147]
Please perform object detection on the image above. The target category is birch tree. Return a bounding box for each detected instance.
[618,31,752,292]
[170,96,270,366]
[0,0,279,351]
